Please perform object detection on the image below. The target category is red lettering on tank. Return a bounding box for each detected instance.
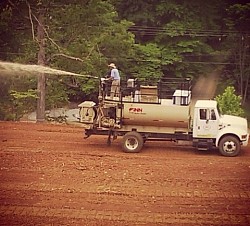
[129,107,143,114]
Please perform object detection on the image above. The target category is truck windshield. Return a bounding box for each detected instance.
[216,106,221,117]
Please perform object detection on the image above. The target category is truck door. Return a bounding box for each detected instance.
[195,108,218,138]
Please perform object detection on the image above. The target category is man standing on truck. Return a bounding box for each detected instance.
[108,63,120,99]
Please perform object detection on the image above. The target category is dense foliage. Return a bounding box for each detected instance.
[0,0,249,120]
[215,86,245,117]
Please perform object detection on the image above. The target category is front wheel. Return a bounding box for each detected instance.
[122,131,144,153]
[218,135,241,157]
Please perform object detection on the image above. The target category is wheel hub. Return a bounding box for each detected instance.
[223,141,236,153]
[126,138,138,150]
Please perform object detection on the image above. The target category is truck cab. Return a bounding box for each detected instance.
[193,100,249,156]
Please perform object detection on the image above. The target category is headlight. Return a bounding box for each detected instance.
[241,134,248,140]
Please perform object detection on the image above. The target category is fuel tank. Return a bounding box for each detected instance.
[121,100,190,128]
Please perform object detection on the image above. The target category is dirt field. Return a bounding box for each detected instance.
[0,121,250,226]
[0,70,250,225]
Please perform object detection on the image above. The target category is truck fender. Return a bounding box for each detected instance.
[215,127,244,147]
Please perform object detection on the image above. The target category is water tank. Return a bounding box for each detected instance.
[122,101,190,128]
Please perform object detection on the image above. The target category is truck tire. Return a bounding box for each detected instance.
[218,135,240,157]
[122,131,144,153]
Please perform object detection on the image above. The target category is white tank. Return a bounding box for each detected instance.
[121,100,190,128]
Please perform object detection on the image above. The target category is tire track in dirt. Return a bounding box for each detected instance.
[0,205,249,225]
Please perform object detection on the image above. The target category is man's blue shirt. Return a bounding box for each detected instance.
[111,68,120,80]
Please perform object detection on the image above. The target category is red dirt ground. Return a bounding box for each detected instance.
[0,121,250,226]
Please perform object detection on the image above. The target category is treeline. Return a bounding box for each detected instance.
[0,0,249,120]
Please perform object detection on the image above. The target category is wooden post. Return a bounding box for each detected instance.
[36,9,46,122]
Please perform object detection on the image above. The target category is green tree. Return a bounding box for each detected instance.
[1,0,248,121]
[114,0,222,79]
[0,0,136,120]
[215,86,245,117]
[0,74,37,120]
[222,2,250,105]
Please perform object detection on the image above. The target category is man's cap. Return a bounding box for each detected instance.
[108,63,116,68]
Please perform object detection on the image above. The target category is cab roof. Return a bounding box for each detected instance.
[194,100,217,108]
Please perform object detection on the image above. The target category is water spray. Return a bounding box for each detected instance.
[0,61,98,79]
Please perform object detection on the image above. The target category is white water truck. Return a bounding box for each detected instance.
[78,78,249,157]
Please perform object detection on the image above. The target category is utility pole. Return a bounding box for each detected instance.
[36,8,46,122]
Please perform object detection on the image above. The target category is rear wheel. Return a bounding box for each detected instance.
[218,135,240,157]
[122,131,144,153]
